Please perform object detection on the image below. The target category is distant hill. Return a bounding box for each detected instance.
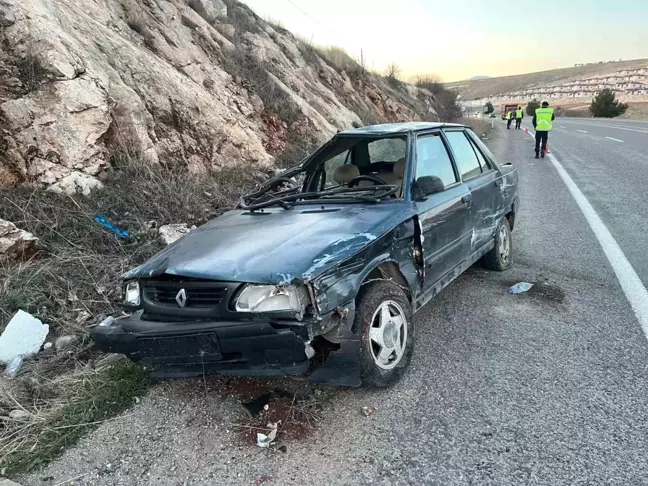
[448,59,648,100]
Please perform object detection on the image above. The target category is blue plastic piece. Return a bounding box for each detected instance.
[94,214,130,239]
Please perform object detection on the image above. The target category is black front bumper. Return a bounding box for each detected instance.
[90,311,311,378]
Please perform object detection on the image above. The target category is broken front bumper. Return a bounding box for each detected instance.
[90,307,360,385]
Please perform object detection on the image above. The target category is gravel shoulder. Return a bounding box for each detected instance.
[23,124,648,486]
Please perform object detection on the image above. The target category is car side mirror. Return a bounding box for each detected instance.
[412,176,444,200]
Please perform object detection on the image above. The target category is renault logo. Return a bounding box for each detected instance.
[175,288,187,307]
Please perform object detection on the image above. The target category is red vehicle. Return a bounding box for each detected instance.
[501,104,518,120]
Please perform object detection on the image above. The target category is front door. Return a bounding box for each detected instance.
[413,133,472,290]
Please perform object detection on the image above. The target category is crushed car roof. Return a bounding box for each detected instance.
[338,122,466,136]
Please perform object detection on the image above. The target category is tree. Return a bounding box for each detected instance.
[386,62,401,80]
[485,101,494,114]
[590,88,628,118]
[526,99,540,116]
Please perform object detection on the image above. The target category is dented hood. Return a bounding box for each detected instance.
[124,203,414,283]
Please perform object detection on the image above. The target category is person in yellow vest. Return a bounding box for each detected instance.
[515,106,523,129]
[532,101,555,158]
[506,110,514,129]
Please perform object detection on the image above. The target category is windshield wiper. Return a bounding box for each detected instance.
[239,184,398,210]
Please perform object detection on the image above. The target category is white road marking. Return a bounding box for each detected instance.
[605,136,624,143]
[559,126,567,128]
[577,130,588,133]
[563,122,648,134]
[523,126,648,339]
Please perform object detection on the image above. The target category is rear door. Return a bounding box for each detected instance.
[413,132,472,289]
[443,129,500,251]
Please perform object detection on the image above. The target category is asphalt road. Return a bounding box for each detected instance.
[24,122,648,486]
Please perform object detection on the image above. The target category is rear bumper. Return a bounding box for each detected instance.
[90,312,310,378]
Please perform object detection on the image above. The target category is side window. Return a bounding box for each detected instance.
[368,138,406,163]
[445,131,482,180]
[415,134,457,187]
[466,129,496,168]
[470,139,489,171]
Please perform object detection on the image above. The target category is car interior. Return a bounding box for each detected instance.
[308,135,408,197]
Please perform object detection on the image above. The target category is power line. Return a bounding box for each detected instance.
[284,0,328,32]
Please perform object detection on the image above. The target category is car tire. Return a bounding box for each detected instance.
[355,280,414,388]
[482,216,513,271]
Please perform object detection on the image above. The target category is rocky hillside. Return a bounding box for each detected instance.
[0,0,437,194]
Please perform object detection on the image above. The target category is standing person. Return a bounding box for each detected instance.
[532,101,555,158]
[515,106,523,129]
[506,110,513,129]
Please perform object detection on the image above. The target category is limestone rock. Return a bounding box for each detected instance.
[0,219,41,259]
[0,0,436,194]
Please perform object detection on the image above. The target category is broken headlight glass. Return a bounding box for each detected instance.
[235,285,310,314]
[123,281,140,306]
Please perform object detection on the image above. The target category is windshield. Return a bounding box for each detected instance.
[239,134,408,210]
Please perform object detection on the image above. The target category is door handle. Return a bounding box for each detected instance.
[461,195,473,208]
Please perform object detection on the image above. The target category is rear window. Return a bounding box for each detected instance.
[444,131,483,180]
[368,138,406,163]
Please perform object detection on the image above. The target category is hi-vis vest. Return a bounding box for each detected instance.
[516,109,523,118]
[535,107,554,131]
[507,111,513,119]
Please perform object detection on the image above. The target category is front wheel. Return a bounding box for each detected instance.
[355,281,414,388]
[481,216,513,271]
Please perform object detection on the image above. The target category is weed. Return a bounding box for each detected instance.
[15,55,49,93]
[0,359,150,476]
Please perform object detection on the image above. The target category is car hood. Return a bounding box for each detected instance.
[124,203,414,284]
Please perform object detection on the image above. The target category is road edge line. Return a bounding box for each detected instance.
[523,126,648,338]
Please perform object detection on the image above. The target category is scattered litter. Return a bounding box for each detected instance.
[257,423,278,448]
[278,445,287,453]
[43,342,53,350]
[158,223,191,245]
[94,214,130,239]
[145,220,158,230]
[263,404,269,411]
[361,406,375,417]
[98,316,115,327]
[4,356,23,379]
[508,282,534,294]
[55,335,78,352]
[0,310,50,366]
[9,409,29,421]
[243,393,272,417]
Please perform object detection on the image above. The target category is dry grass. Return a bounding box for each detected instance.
[0,357,150,476]
[0,157,262,477]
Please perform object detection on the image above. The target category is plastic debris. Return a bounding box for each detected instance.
[4,355,24,379]
[508,282,534,294]
[54,335,78,352]
[98,316,116,327]
[9,409,29,421]
[158,224,191,245]
[43,342,53,350]
[94,214,130,239]
[257,423,278,448]
[361,406,375,417]
[0,310,49,366]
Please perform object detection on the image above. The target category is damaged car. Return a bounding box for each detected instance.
[91,122,519,388]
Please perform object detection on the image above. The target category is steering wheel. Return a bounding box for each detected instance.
[348,175,388,187]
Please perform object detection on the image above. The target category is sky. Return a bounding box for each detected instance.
[240,0,648,82]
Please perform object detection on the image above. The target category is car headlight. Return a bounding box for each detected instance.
[123,281,140,306]
[235,285,310,314]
